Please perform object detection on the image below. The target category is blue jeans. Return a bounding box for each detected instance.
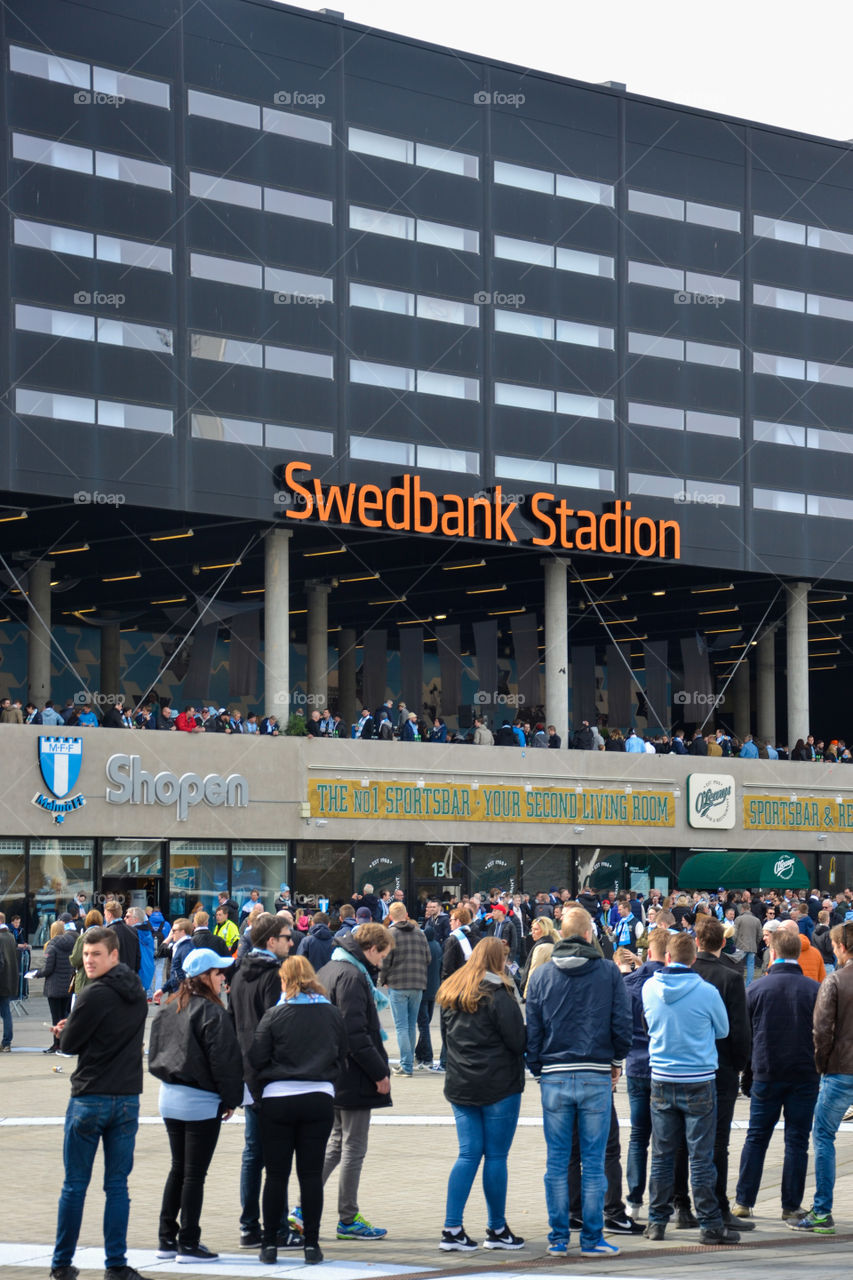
[812,1073,853,1215]
[446,1093,521,1230]
[648,1079,721,1229]
[541,1072,611,1250]
[735,1077,819,1212]
[53,1094,139,1269]
[744,952,755,984]
[388,988,422,1074]
[241,1103,290,1233]
[625,1076,652,1206]
[0,996,12,1046]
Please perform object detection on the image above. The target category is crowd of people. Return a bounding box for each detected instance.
[10,877,853,1280]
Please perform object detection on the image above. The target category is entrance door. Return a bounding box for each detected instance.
[100,840,164,913]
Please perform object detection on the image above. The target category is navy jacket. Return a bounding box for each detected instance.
[525,938,632,1078]
[624,958,665,1078]
[746,960,820,1084]
[692,950,751,1076]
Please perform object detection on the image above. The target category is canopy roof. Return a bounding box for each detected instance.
[678,850,809,891]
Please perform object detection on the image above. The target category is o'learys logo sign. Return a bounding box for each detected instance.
[774,854,797,880]
[33,736,87,825]
[687,774,736,830]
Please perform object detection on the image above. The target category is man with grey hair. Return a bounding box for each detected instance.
[102,901,140,976]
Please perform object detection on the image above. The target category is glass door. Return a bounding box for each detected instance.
[101,839,164,912]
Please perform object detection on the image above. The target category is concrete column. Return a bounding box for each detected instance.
[731,657,750,741]
[100,620,121,701]
[542,558,569,747]
[756,628,777,747]
[27,559,52,706]
[263,528,291,715]
[306,581,331,708]
[338,627,358,731]
[786,581,810,746]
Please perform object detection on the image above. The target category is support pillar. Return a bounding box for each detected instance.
[263,529,291,715]
[731,657,750,742]
[542,558,569,747]
[306,581,331,709]
[756,628,777,747]
[339,627,358,731]
[27,559,52,706]
[100,619,121,702]
[786,582,810,746]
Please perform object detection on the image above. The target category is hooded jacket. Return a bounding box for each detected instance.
[315,933,392,1110]
[297,923,336,970]
[692,951,751,1076]
[525,937,632,1078]
[624,958,665,1077]
[642,965,729,1083]
[798,934,826,983]
[227,949,286,1074]
[59,962,148,1095]
[36,928,77,998]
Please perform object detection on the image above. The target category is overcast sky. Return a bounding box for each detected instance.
[302,0,853,142]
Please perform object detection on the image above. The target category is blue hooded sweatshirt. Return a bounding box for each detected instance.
[642,964,728,1083]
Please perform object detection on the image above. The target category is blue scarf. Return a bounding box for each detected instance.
[332,945,389,1039]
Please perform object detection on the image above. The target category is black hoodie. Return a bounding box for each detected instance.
[227,949,285,1071]
[59,962,148,1096]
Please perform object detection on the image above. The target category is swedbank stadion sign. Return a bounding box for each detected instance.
[687,773,736,830]
[278,462,681,559]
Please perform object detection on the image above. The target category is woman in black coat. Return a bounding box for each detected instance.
[249,955,347,1265]
[148,948,243,1263]
[33,920,76,1052]
[435,937,526,1252]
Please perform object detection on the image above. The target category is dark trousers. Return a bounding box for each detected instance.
[260,1092,335,1247]
[569,1099,625,1218]
[48,994,71,1048]
[415,996,435,1065]
[649,1080,721,1230]
[712,1070,739,1214]
[160,1117,222,1249]
[735,1077,820,1212]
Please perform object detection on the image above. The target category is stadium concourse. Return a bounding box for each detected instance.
[1,985,852,1280]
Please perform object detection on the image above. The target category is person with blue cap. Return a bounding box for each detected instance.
[148,948,243,1263]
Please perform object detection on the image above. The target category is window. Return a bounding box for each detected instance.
[753,419,806,448]
[495,382,554,412]
[556,319,614,349]
[686,201,741,232]
[10,45,89,87]
[169,840,228,918]
[685,271,740,301]
[350,282,415,315]
[753,351,805,379]
[190,252,263,289]
[96,399,173,432]
[262,106,332,146]
[495,310,554,339]
[493,159,612,204]
[807,226,853,256]
[496,455,554,483]
[349,436,416,465]
[628,473,687,500]
[807,360,853,389]
[807,294,853,323]
[556,463,615,490]
[16,388,95,424]
[807,493,853,520]
[628,331,683,361]
[556,391,614,420]
[97,235,172,273]
[264,424,334,454]
[494,234,554,268]
[416,143,478,179]
[628,261,684,290]
[263,187,333,223]
[753,283,805,312]
[556,174,614,206]
[417,219,479,253]
[807,428,853,455]
[685,340,740,370]
[94,150,172,190]
[13,132,92,174]
[685,410,740,438]
[418,444,479,473]
[97,318,173,354]
[92,66,170,109]
[188,89,259,129]
[29,839,94,941]
[628,473,740,505]
[265,267,333,303]
[192,414,334,453]
[753,487,806,514]
[16,304,94,342]
[349,127,413,164]
[190,171,262,209]
[416,294,479,326]
[349,205,414,240]
[14,218,93,258]
[555,246,614,277]
[265,344,334,380]
[192,413,263,444]
[416,370,479,400]
[191,334,263,366]
[494,160,553,194]
[629,402,684,431]
[628,189,684,221]
[350,360,415,392]
[753,215,806,244]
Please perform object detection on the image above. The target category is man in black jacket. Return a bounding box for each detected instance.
[102,901,141,975]
[227,913,294,1249]
[50,927,148,1280]
[315,925,393,1239]
[732,925,820,1223]
[692,917,753,1232]
[190,910,231,960]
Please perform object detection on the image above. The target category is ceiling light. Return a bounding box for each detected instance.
[434,613,447,620]
[809,634,841,641]
[442,560,486,571]
[0,617,9,623]
[812,594,847,603]
[119,625,137,632]
[241,588,264,595]
[102,571,141,583]
[398,617,432,625]
[340,573,379,583]
[705,627,742,634]
[690,582,734,594]
[488,607,526,616]
[651,589,666,596]
[303,547,346,557]
[150,596,186,605]
[613,634,647,641]
[603,616,638,624]
[289,608,307,615]
[575,573,613,583]
[369,596,407,605]
[0,511,27,523]
[63,607,96,615]
[698,606,739,615]
[466,584,506,595]
[149,529,194,542]
[200,560,242,571]
[810,650,840,657]
[52,543,90,555]
[810,664,837,671]
[808,616,845,624]
[593,594,628,604]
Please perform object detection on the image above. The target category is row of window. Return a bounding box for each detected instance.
[191,332,333,380]
[13,132,172,190]
[628,260,740,301]
[14,216,172,272]
[350,282,480,327]
[628,330,740,370]
[189,171,333,224]
[10,43,170,108]
[753,351,853,389]
[494,160,613,207]
[189,252,334,302]
[349,128,478,179]
[628,189,741,232]
[754,420,853,454]
[494,456,614,490]
[349,205,479,254]
[755,282,853,323]
[350,360,479,401]
[628,402,741,439]
[15,387,172,433]
[754,489,853,521]
[192,414,334,454]
[187,88,331,147]
[754,215,853,257]
[629,472,741,506]
[494,382,613,420]
[348,436,480,474]
[494,232,614,277]
[16,304,173,353]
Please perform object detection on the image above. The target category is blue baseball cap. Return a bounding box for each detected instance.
[183,948,234,978]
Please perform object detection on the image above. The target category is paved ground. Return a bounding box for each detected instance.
[3,980,853,1280]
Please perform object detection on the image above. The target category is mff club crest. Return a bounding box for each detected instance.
[32,736,87,824]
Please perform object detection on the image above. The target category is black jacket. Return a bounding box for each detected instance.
[108,919,141,973]
[297,924,335,970]
[149,994,243,1109]
[249,999,347,1100]
[59,962,148,1096]
[692,951,751,1076]
[813,924,835,966]
[228,950,285,1076]
[315,934,391,1110]
[0,928,19,999]
[36,929,77,998]
[485,914,520,963]
[745,961,820,1084]
[192,927,231,959]
[441,926,478,981]
[442,975,526,1107]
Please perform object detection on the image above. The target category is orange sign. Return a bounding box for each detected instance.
[280,462,681,559]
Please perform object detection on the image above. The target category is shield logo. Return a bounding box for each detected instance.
[38,736,83,799]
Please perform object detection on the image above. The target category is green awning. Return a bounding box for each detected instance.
[678,850,810,891]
